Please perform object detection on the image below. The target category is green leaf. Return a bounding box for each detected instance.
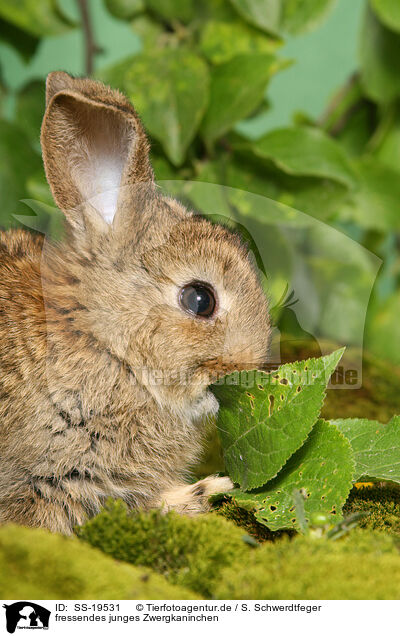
[0,17,39,62]
[233,159,348,222]
[195,0,239,22]
[101,50,209,166]
[331,416,400,483]
[144,0,196,24]
[0,77,5,118]
[281,0,337,35]
[152,156,182,181]
[229,0,337,36]
[26,168,54,208]
[130,15,163,50]
[278,176,348,220]
[191,156,329,227]
[360,6,400,104]
[16,198,64,240]
[199,20,279,65]
[251,127,356,188]
[336,103,375,158]
[229,420,354,531]
[0,0,75,38]
[307,258,374,344]
[319,75,367,151]
[0,121,41,228]
[340,157,400,231]
[15,80,45,151]
[307,258,376,345]
[365,294,400,367]
[0,119,41,228]
[212,348,344,491]
[229,0,281,35]
[201,53,281,145]
[209,147,349,222]
[370,0,400,33]
[371,102,400,169]
[105,0,144,20]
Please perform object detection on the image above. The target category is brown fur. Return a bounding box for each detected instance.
[0,73,270,534]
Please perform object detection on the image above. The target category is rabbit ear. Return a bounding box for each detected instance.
[45,71,74,105]
[41,72,154,228]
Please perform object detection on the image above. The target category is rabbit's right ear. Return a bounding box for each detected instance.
[41,72,154,231]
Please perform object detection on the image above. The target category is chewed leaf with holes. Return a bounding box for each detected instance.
[331,415,400,483]
[229,420,354,531]
[212,348,344,490]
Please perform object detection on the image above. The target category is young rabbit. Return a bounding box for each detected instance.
[0,72,270,534]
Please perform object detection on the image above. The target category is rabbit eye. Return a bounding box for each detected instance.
[179,282,216,319]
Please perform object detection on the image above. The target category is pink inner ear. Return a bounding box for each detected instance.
[69,105,132,224]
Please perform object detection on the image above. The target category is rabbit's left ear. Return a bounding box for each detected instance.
[41,72,154,228]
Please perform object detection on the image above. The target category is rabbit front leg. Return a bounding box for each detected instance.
[159,475,233,515]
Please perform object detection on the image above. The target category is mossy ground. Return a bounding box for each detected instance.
[215,529,400,600]
[344,484,400,534]
[4,487,400,600]
[77,500,400,599]
[0,523,197,600]
[76,500,249,597]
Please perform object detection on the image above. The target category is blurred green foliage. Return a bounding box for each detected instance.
[0,0,399,371]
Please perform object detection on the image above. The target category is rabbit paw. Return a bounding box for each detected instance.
[160,475,233,516]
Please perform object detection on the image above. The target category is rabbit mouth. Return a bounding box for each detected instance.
[201,357,264,380]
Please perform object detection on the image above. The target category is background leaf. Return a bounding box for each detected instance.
[372,102,400,169]
[0,0,75,38]
[0,120,41,226]
[199,19,278,64]
[365,294,400,367]
[101,50,209,165]
[332,416,400,483]
[360,5,400,103]
[144,0,196,24]
[370,0,400,33]
[105,0,144,21]
[0,17,39,61]
[130,15,163,50]
[212,348,344,490]
[281,0,337,35]
[251,126,356,188]
[339,157,400,231]
[15,80,44,151]
[225,145,349,221]
[229,0,337,36]
[201,53,281,145]
[229,420,354,531]
[229,0,282,35]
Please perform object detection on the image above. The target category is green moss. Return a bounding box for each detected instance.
[216,500,294,542]
[215,530,400,599]
[344,485,400,534]
[76,499,249,597]
[8,494,400,600]
[0,523,196,600]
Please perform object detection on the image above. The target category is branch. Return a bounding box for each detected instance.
[76,0,101,75]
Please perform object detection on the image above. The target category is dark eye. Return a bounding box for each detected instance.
[179,282,217,319]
